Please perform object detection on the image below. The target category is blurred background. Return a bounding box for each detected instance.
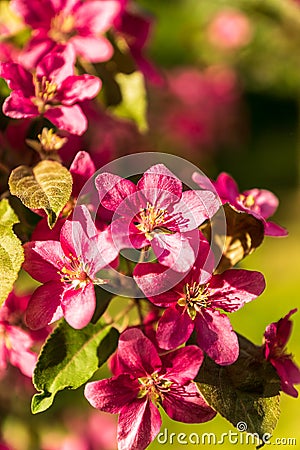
[1,0,300,448]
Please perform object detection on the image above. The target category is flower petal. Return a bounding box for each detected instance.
[195,309,239,365]
[117,328,162,375]
[243,188,279,219]
[162,345,204,383]
[118,399,161,450]
[59,74,101,105]
[209,269,266,312]
[272,358,300,398]
[171,189,220,231]
[36,45,75,84]
[162,382,216,423]
[0,62,33,92]
[95,172,137,213]
[71,35,114,62]
[75,0,121,34]
[137,164,182,209]
[3,92,37,119]
[11,0,53,28]
[25,281,64,330]
[264,221,288,237]
[152,232,196,272]
[84,374,140,414]
[61,283,96,329]
[45,104,87,135]
[23,240,64,283]
[157,306,194,350]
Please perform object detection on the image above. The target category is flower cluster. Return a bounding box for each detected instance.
[0,1,299,449]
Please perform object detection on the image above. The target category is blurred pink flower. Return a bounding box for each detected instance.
[207,9,252,50]
[0,291,40,378]
[264,309,300,398]
[11,0,121,67]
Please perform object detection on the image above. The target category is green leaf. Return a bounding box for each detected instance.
[111,71,148,133]
[0,199,24,306]
[196,334,281,439]
[8,160,72,228]
[31,320,119,414]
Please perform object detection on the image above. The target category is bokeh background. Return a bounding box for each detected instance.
[1,0,300,448]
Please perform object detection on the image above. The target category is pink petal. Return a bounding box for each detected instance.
[69,151,96,195]
[59,75,101,105]
[264,309,297,354]
[75,0,121,34]
[3,92,37,119]
[264,221,288,237]
[95,172,137,213]
[117,328,162,375]
[11,0,53,28]
[157,306,194,350]
[70,35,114,62]
[162,382,216,423]
[213,172,240,203]
[92,227,120,272]
[137,164,182,209]
[110,219,149,251]
[36,45,75,85]
[0,62,33,92]
[209,269,266,312]
[171,190,220,231]
[61,283,96,329]
[162,345,204,383]
[23,240,65,283]
[272,358,300,398]
[195,309,239,365]
[8,327,37,377]
[60,206,97,256]
[19,33,55,70]
[133,262,185,305]
[243,188,279,219]
[118,399,161,450]
[152,232,196,272]
[25,281,64,330]
[45,104,87,135]
[84,374,140,413]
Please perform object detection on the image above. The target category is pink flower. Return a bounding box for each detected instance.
[193,171,288,236]
[23,205,118,330]
[0,46,101,135]
[11,0,121,67]
[134,244,266,365]
[0,293,38,378]
[85,328,216,450]
[96,164,220,272]
[263,309,300,398]
[207,9,252,50]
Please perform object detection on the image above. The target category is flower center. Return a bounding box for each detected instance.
[137,372,173,404]
[238,193,255,209]
[135,202,169,239]
[32,75,58,114]
[178,282,210,320]
[49,13,76,43]
[58,254,91,290]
